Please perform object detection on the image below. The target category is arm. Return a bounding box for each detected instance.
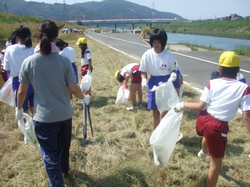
[68,82,85,99]
[124,72,130,86]
[242,110,250,133]
[17,83,29,110]
[184,100,207,111]
[141,72,147,79]
[88,58,92,70]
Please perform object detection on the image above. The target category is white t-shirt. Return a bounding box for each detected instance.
[59,46,76,63]
[139,48,177,76]
[120,63,138,76]
[3,44,34,77]
[200,77,250,122]
[81,48,91,66]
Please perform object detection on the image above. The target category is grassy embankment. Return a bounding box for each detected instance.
[0,14,250,187]
[144,20,250,55]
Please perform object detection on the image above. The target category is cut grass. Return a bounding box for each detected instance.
[0,32,250,187]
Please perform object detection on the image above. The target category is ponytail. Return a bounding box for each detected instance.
[81,44,87,58]
[37,19,64,56]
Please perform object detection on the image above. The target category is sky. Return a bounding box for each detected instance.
[25,0,250,20]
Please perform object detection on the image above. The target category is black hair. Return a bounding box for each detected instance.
[81,44,88,58]
[37,19,64,55]
[16,25,32,48]
[117,73,125,83]
[210,71,221,80]
[149,28,167,51]
[8,28,18,45]
[220,66,239,79]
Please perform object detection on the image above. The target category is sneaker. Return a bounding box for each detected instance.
[126,106,138,111]
[197,150,210,158]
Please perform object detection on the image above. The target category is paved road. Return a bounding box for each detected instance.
[87,31,250,88]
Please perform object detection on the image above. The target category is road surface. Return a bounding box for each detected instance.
[86,31,250,89]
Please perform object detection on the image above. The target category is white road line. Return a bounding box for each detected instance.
[86,33,243,114]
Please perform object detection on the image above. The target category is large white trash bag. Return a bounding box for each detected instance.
[151,79,180,113]
[150,108,183,168]
[0,76,15,107]
[80,74,92,93]
[18,113,37,147]
[115,85,130,105]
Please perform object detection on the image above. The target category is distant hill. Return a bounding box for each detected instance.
[0,0,187,22]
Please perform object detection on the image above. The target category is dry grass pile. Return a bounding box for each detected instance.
[0,32,250,187]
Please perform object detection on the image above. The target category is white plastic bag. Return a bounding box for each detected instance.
[151,79,180,113]
[18,113,37,147]
[150,108,183,168]
[0,76,15,107]
[115,85,130,105]
[80,74,92,93]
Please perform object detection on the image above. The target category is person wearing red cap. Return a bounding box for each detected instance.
[175,51,250,187]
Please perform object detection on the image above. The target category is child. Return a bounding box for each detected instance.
[76,37,93,97]
[56,39,78,104]
[115,63,143,110]
[175,51,250,187]
[139,28,181,129]
[3,25,34,115]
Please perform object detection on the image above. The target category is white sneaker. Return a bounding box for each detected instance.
[197,150,210,158]
[126,106,138,111]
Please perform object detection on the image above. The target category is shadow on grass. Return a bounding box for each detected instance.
[65,167,148,187]
[220,165,250,187]
[88,96,117,108]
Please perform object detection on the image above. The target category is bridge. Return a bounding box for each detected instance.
[67,16,176,29]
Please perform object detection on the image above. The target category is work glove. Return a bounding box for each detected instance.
[82,95,90,105]
[169,72,177,81]
[87,69,92,76]
[123,83,128,89]
[174,102,184,112]
[15,108,24,121]
[141,78,148,89]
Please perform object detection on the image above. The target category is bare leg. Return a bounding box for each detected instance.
[202,137,209,153]
[130,83,137,105]
[207,157,223,187]
[137,84,142,104]
[153,109,160,129]
[160,110,168,118]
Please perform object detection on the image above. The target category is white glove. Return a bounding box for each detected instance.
[169,72,177,81]
[15,108,24,121]
[87,69,92,76]
[141,78,148,89]
[82,95,90,105]
[174,102,184,112]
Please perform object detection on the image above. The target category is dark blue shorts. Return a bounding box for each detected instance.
[72,63,78,83]
[13,77,34,111]
[147,75,180,110]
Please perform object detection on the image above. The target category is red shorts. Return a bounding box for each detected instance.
[131,64,141,84]
[196,109,229,158]
[81,65,93,78]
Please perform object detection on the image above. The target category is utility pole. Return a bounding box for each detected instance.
[152,2,155,20]
[63,0,66,21]
[4,3,8,13]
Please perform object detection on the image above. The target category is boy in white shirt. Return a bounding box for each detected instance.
[175,51,250,187]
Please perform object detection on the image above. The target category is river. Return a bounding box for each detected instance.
[112,27,250,51]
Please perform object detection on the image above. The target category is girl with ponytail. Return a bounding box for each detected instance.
[16,19,89,187]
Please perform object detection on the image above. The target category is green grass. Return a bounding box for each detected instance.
[0,31,250,187]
